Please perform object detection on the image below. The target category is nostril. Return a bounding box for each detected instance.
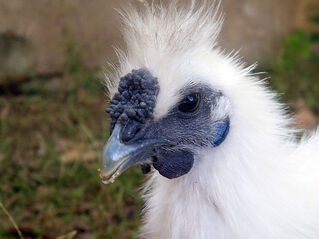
[135,127,141,135]
[121,120,145,143]
[152,156,158,163]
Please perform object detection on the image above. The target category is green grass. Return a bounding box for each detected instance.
[0,43,145,239]
[267,29,319,113]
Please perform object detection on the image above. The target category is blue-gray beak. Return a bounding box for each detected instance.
[100,124,162,184]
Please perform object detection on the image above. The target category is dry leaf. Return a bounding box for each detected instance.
[55,230,77,239]
[59,142,98,163]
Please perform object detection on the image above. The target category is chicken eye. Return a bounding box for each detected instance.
[178,93,200,113]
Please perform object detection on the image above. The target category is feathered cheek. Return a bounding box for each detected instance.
[150,118,230,179]
[153,149,194,179]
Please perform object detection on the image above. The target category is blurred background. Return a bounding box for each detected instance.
[0,0,318,238]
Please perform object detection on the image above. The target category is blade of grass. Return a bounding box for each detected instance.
[0,200,24,239]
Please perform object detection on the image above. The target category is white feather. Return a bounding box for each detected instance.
[106,1,319,238]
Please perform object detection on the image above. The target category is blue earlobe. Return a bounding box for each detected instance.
[212,118,230,147]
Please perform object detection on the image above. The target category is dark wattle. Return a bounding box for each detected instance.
[153,150,194,179]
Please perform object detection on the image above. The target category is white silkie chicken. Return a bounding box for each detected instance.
[100,1,319,238]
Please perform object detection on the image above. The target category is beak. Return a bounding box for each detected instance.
[100,124,162,184]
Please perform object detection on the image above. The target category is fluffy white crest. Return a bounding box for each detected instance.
[119,0,223,59]
[106,0,223,110]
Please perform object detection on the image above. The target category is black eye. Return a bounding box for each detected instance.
[178,93,200,113]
